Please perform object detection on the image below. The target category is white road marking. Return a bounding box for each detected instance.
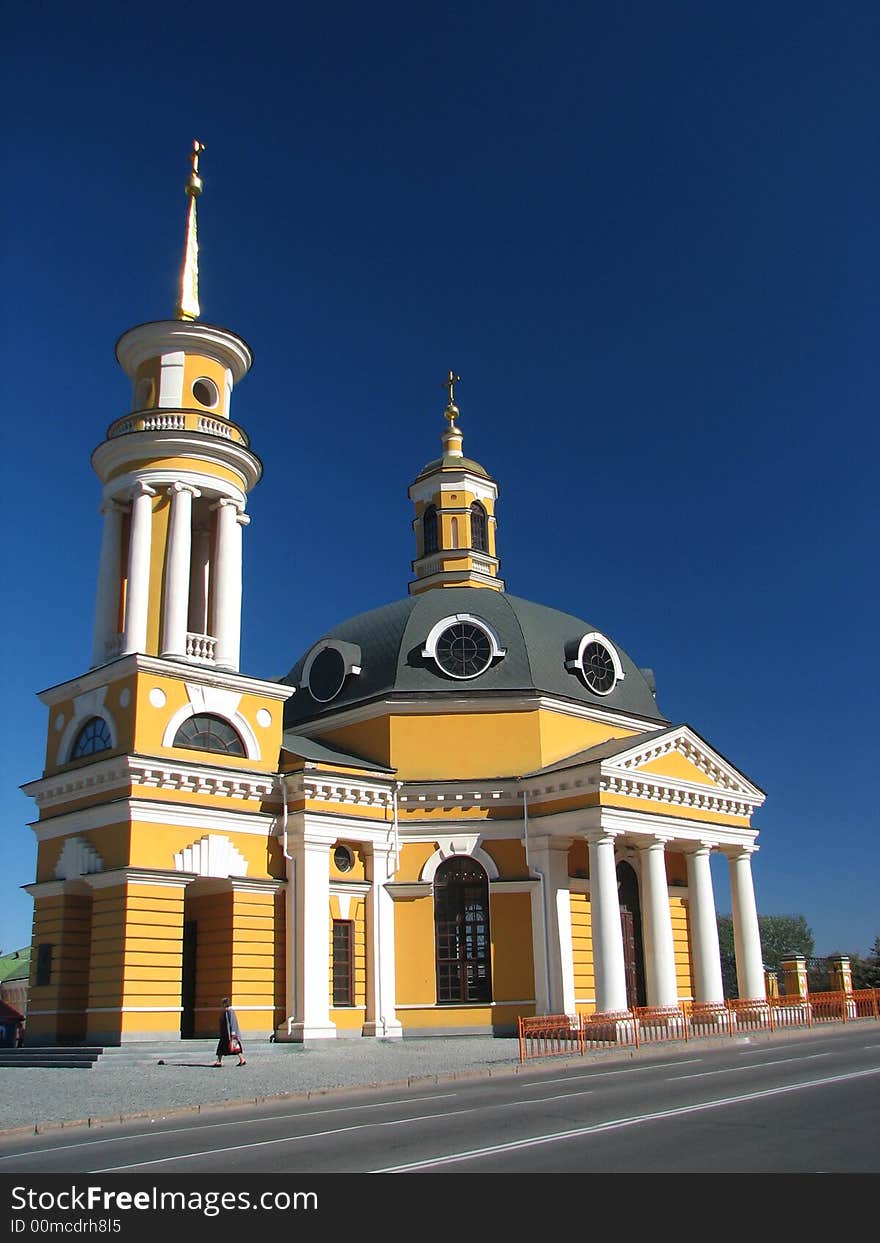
[518,1058,703,1088]
[0,1093,458,1161]
[667,1052,831,1080]
[373,1067,880,1171]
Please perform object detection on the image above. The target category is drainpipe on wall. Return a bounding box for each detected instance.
[279,772,297,1038]
[518,776,551,1014]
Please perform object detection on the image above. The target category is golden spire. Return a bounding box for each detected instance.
[443,369,461,425]
[175,140,205,321]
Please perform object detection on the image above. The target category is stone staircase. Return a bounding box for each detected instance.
[0,1039,223,1070]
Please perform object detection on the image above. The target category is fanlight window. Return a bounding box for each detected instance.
[71,716,112,759]
[434,856,492,1004]
[423,505,438,556]
[470,502,488,552]
[173,713,246,756]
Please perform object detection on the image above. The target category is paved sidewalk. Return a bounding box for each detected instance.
[0,1024,851,1138]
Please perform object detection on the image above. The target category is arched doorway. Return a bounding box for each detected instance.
[617,860,647,1008]
[433,856,492,1003]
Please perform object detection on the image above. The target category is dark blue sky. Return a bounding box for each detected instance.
[2,1,877,958]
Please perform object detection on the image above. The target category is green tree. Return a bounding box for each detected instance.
[716,913,815,998]
[850,935,880,989]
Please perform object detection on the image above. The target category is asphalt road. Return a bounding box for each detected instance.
[1,1026,877,1175]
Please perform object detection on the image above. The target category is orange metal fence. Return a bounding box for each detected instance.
[518,1014,583,1061]
[517,989,880,1063]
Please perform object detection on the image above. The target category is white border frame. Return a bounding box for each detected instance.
[567,630,626,696]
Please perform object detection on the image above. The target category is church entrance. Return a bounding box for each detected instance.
[617,861,646,1008]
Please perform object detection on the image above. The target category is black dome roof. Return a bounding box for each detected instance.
[283,588,666,729]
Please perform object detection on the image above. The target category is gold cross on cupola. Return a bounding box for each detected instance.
[443,370,461,422]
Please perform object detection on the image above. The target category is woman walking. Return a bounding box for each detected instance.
[213,996,246,1066]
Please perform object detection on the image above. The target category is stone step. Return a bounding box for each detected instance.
[0,1048,103,1069]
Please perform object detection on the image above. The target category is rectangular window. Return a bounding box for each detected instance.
[36,943,53,986]
[332,920,354,1007]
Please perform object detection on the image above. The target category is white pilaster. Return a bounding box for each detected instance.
[728,847,765,1001]
[212,499,248,670]
[363,844,403,1038]
[685,845,725,1004]
[91,498,125,667]
[528,836,575,1014]
[161,483,200,658]
[121,482,156,656]
[588,831,629,1014]
[283,836,336,1041]
[640,838,679,1008]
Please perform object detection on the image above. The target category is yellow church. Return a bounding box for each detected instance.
[21,146,768,1045]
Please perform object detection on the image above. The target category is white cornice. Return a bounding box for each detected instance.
[115,321,253,383]
[37,655,294,706]
[23,754,276,814]
[28,797,275,842]
[91,438,262,494]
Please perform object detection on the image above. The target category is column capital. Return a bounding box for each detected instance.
[584,828,622,847]
[682,840,717,855]
[211,496,243,512]
[237,512,251,527]
[723,843,759,860]
[166,481,201,498]
[639,835,673,850]
[129,481,156,500]
[100,497,128,515]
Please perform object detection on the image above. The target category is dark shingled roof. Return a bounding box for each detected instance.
[283,588,667,731]
[281,732,395,773]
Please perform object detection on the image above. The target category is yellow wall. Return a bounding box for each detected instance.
[490,892,534,1001]
[640,751,719,786]
[671,896,694,1000]
[329,895,366,1030]
[27,893,93,1043]
[571,892,595,1015]
[394,896,435,1004]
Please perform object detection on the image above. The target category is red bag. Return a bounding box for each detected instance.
[228,1035,242,1054]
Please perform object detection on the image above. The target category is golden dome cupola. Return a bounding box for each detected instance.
[408,371,504,594]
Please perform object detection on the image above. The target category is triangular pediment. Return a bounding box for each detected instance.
[603,725,763,800]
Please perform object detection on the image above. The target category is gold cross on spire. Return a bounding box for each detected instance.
[443,370,461,423]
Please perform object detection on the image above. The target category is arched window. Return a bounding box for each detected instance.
[71,716,112,759]
[470,501,488,552]
[434,856,492,1003]
[423,505,438,556]
[173,713,246,757]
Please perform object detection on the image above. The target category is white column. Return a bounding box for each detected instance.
[588,831,629,1014]
[212,499,248,670]
[161,483,199,658]
[640,838,679,1008]
[363,844,403,1038]
[728,847,765,1001]
[529,836,575,1014]
[91,498,125,667]
[121,482,156,656]
[685,845,725,1004]
[285,836,336,1041]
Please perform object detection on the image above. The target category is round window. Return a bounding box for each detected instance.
[434,621,493,679]
[192,377,219,408]
[581,640,617,694]
[334,845,354,873]
[308,646,347,702]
